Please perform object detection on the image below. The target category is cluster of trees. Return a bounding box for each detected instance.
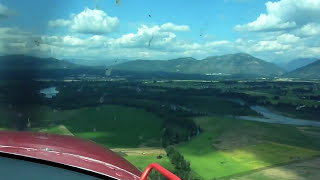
[220,91,266,104]
[0,80,44,129]
[292,87,314,94]
[165,146,196,180]
[270,102,320,121]
[47,81,201,145]
[162,119,199,147]
[307,95,320,101]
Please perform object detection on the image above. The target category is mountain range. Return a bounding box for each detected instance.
[110,53,285,77]
[0,55,103,79]
[277,58,318,71]
[0,55,83,71]
[1,54,319,79]
[284,60,320,79]
[65,58,129,67]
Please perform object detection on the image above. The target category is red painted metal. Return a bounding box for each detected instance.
[140,163,181,180]
[0,131,141,180]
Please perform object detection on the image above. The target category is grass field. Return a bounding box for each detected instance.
[176,117,320,179]
[230,157,320,180]
[113,148,174,172]
[62,105,164,148]
[125,155,174,172]
[31,125,74,136]
[184,96,258,116]
[1,104,320,179]
[0,105,164,148]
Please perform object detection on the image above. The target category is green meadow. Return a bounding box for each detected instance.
[58,105,164,148]
[1,105,320,180]
[176,116,320,179]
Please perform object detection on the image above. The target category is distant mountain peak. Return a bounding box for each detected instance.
[284,59,320,79]
[170,57,196,61]
[111,53,285,76]
[0,55,83,70]
[279,57,318,72]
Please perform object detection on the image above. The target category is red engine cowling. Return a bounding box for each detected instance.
[0,131,180,180]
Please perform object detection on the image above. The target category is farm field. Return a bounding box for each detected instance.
[30,113,320,180]
[1,80,320,179]
[229,157,320,180]
[176,116,320,179]
[114,148,174,172]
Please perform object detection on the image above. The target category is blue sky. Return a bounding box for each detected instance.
[0,0,320,62]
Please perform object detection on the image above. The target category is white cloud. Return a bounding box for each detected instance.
[48,19,71,27]
[2,14,319,63]
[0,3,11,19]
[160,23,190,32]
[254,41,291,51]
[275,51,284,55]
[234,0,320,32]
[48,8,119,35]
[204,41,230,47]
[298,23,320,36]
[234,14,296,31]
[0,22,237,61]
[232,0,320,61]
[70,8,119,34]
[109,23,193,52]
[276,33,300,43]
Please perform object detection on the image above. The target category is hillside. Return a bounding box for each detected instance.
[284,60,320,79]
[278,58,318,71]
[0,55,83,70]
[65,58,129,67]
[0,55,103,79]
[111,53,285,76]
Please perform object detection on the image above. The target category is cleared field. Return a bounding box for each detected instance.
[176,117,320,180]
[113,148,174,172]
[0,105,164,148]
[178,138,319,179]
[125,155,174,173]
[30,124,171,172]
[0,128,10,131]
[31,125,74,136]
[112,147,166,156]
[230,157,320,180]
[2,104,320,179]
[63,105,164,148]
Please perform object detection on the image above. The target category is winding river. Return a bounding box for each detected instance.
[40,87,59,98]
[237,106,320,127]
[228,99,320,127]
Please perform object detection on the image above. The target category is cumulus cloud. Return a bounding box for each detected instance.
[48,8,119,35]
[205,41,230,47]
[2,2,320,64]
[276,34,300,43]
[234,0,320,32]
[109,23,193,52]
[0,27,43,56]
[298,23,320,36]
[234,14,296,31]
[232,0,320,61]
[1,24,317,62]
[253,40,291,51]
[70,8,119,34]
[0,3,12,19]
[160,23,190,32]
[0,22,236,61]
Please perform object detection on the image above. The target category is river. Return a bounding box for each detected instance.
[40,87,59,98]
[228,99,320,127]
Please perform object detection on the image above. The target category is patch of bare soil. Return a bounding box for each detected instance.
[212,129,264,150]
[231,157,320,180]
